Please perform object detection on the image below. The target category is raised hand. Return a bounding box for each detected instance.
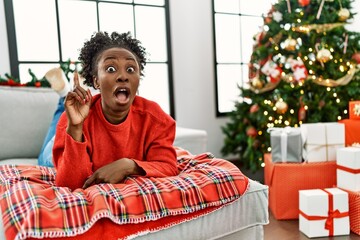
[65,72,92,141]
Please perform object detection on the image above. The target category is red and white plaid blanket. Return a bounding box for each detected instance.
[0,149,249,240]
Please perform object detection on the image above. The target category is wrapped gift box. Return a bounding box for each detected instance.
[264,153,336,220]
[338,119,360,147]
[301,122,345,162]
[336,147,360,192]
[269,127,302,163]
[342,189,360,235]
[349,101,360,120]
[299,188,349,238]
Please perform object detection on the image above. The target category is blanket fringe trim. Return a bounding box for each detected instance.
[15,195,244,240]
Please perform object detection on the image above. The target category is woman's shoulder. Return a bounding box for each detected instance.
[132,96,173,122]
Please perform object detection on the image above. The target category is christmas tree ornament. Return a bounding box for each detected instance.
[250,104,260,113]
[316,0,325,19]
[273,11,283,22]
[338,8,350,21]
[246,126,257,138]
[316,48,332,63]
[352,52,360,64]
[275,99,288,114]
[261,60,283,83]
[283,38,297,51]
[298,0,310,7]
[251,77,263,89]
[286,0,292,13]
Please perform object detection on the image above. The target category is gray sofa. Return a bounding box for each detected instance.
[0,86,208,166]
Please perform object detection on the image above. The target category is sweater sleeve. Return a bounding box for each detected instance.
[53,113,93,190]
[133,116,178,177]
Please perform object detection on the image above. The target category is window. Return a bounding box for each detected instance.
[213,0,275,115]
[4,0,174,116]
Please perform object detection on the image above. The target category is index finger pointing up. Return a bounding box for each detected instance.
[73,71,80,88]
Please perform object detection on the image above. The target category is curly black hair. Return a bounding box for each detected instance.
[79,31,147,87]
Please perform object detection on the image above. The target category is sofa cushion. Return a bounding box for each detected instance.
[0,86,58,160]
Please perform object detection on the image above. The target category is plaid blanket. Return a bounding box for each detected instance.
[0,149,249,240]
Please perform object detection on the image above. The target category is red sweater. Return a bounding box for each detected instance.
[53,94,178,190]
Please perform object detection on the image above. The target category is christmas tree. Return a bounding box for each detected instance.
[221,0,360,172]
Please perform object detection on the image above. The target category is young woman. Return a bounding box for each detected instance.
[53,32,178,190]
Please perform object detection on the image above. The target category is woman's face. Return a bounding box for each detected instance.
[94,47,141,123]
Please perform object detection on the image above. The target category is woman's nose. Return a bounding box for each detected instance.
[116,71,129,83]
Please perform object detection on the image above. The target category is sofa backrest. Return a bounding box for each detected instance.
[0,86,59,160]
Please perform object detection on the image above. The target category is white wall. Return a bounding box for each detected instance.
[169,0,230,158]
[1,0,360,158]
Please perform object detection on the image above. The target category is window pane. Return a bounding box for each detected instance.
[138,63,170,114]
[239,0,276,16]
[214,0,240,14]
[134,0,164,6]
[215,14,241,63]
[240,16,263,63]
[99,3,134,34]
[135,6,167,62]
[217,64,242,113]
[13,0,59,61]
[58,0,98,62]
[19,63,59,83]
[241,63,250,86]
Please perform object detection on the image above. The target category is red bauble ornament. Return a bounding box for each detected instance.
[298,0,310,7]
[246,127,257,138]
[250,104,259,113]
[352,52,360,64]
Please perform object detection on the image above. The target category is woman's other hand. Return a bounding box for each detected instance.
[82,158,145,189]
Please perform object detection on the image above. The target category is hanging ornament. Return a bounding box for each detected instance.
[275,99,288,114]
[261,60,283,83]
[286,0,292,13]
[316,0,325,19]
[272,11,283,22]
[251,77,264,89]
[250,104,260,113]
[246,126,257,138]
[298,0,310,7]
[343,34,348,54]
[316,48,332,63]
[283,38,297,51]
[338,8,350,21]
[352,52,360,64]
[298,97,306,121]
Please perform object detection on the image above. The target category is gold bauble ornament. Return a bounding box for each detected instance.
[316,48,332,63]
[252,78,263,89]
[338,8,350,21]
[283,38,297,51]
[275,100,288,114]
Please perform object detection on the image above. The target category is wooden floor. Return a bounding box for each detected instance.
[264,211,360,240]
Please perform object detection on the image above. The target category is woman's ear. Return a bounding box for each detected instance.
[93,76,99,89]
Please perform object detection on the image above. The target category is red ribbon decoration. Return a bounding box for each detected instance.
[299,189,349,236]
[337,164,360,174]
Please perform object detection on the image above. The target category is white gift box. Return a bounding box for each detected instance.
[268,127,303,163]
[299,188,349,238]
[301,122,345,162]
[336,147,360,192]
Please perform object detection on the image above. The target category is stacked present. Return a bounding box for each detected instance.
[264,101,360,236]
[336,146,360,235]
[265,123,344,220]
[299,188,349,238]
[339,101,360,146]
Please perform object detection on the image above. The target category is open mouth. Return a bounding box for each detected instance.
[114,87,130,104]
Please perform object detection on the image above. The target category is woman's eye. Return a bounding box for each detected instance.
[106,66,116,72]
[127,67,135,73]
